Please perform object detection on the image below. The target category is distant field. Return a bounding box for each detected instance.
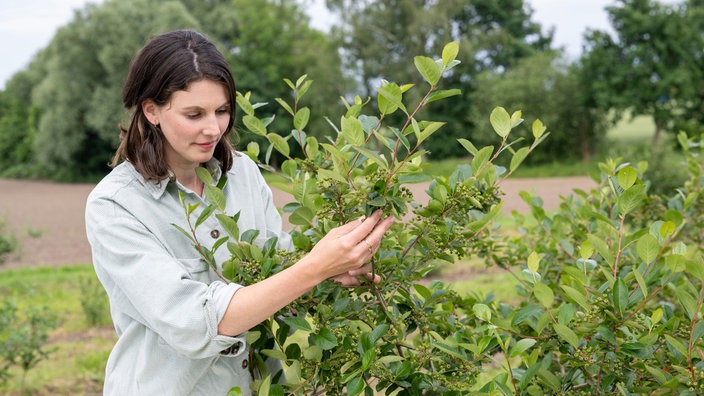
[606,113,655,144]
[425,113,658,178]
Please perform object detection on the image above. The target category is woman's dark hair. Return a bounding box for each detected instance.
[112,29,237,180]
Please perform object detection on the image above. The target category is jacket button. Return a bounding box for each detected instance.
[242,359,248,369]
[210,229,220,239]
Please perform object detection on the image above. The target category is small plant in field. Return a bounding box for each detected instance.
[26,227,45,239]
[0,297,58,392]
[79,275,111,327]
[0,216,17,264]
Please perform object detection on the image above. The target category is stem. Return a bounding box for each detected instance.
[620,272,676,324]
[182,203,229,284]
[612,215,626,277]
[687,285,704,383]
[388,85,437,175]
[494,331,519,395]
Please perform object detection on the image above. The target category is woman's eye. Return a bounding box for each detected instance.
[216,109,230,115]
[187,113,201,119]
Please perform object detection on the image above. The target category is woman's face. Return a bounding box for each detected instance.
[143,79,230,175]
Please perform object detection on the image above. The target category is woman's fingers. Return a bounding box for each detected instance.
[345,210,384,242]
[330,271,380,286]
[328,214,367,238]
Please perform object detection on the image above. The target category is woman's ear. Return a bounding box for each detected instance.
[141,100,159,126]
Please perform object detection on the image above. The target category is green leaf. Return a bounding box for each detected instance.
[644,365,670,385]
[693,322,704,343]
[227,387,243,396]
[346,377,364,396]
[633,268,648,300]
[414,55,442,85]
[510,338,536,358]
[613,278,628,317]
[457,138,478,156]
[675,287,697,320]
[303,345,322,361]
[293,107,310,131]
[390,127,411,151]
[418,121,445,145]
[243,114,267,136]
[235,92,254,115]
[527,251,540,273]
[281,159,297,178]
[637,234,659,263]
[560,285,590,311]
[195,204,216,228]
[362,349,375,370]
[216,213,239,239]
[442,41,459,65]
[532,119,546,139]
[171,223,194,242]
[650,308,663,326]
[318,168,347,183]
[305,137,319,158]
[257,375,271,396]
[353,146,389,169]
[618,184,646,215]
[370,324,389,343]
[204,185,226,212]
[617,166,638,189]
[473,303,492,322]
[554,323,579,348]
[341,116,365,146]
[377,83,406,115]
[663,334,688,357]
[471,146,493,175]
[195,167,213,186]
[534,282,554,308]
[424,89,461,105]
[298,79,313,99]
[260,349,287,361]
[283,316,312,332]
[490,107,512,138]
[267,133,290,157]
[510,147,530,172]
[587,234,614,266]
[289,206,315,226]
[310,328,337,350]
[580,240,594,260]
[275,98,294,116]
[666,254,686,272]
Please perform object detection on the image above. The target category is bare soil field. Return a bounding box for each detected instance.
[0,176,595,269]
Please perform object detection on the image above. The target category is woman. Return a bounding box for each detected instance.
[85,29,392,395]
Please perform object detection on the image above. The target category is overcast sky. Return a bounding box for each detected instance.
[0,0,647,89]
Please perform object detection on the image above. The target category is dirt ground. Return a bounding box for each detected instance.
[0,176,595,269]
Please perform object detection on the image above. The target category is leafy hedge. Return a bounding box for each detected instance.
[178,42,704,395]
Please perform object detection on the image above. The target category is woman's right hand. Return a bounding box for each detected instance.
[302,210,394,282]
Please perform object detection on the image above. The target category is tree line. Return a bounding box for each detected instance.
[0,0,701,181]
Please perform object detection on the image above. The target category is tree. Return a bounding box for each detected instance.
[25,0,202,180]
[581,0,704,146]
[470,52,609,164]
[0,0,346,180]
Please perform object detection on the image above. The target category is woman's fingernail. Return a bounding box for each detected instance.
[358,215,366,223]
